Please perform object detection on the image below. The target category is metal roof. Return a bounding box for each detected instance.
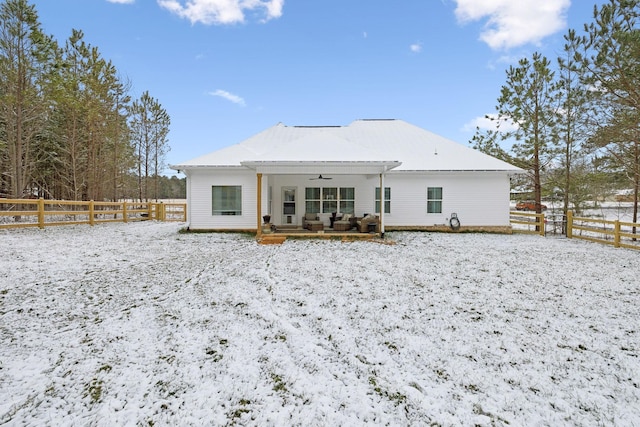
[171,119,523,173]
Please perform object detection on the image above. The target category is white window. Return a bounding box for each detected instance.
[375,187,390,214]
[427,187,442,213]
[305,187,321,213]
[323,187,338,213]
[212,185,242,215]
[305,187,355,214]
[339,187,355,214]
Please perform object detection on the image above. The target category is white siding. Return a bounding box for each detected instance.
[186,169,259,230]
[186,169,512,230]
[383,172,511,227]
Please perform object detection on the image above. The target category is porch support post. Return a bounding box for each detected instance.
[257,173,263,237]
[379,172,385,238]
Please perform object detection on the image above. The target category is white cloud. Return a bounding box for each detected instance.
[107,0,135,3]
[261,0,284,22]
[453,0,570,50]
[462,113,519,133]
[157,0,284,25]
[209,89,246,106]
[410,42,422,53]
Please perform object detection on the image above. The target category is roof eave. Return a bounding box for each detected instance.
[240,160,402,174]
[389,169,524,172]
[169,164,246,170]
[240,160,401,167]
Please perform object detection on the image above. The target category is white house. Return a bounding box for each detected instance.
[171,119,522,234]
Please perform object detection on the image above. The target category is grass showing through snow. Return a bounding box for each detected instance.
[1,222,639,425]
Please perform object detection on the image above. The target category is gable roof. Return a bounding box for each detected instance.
[172,119,522,172]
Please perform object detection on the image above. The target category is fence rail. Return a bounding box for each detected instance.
[510,210,639,251]
[0,198,186,229]
[509,211,545,236]
[566,211,639,251]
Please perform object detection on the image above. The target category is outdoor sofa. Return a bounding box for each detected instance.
[355,214,380,233]
[303,212,377,233]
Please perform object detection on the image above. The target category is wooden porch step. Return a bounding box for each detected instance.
[258,235,287,245]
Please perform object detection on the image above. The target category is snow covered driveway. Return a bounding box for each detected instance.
[1,222,639,426]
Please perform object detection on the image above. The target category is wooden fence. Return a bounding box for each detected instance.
[509,211,545,236]
[566,211,639,251]
[0,198,186,230]
[510,210,640,251]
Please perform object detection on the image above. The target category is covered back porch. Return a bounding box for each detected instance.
[242,160,401,240]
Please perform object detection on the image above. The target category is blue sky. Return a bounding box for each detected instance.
[30,0,604,172]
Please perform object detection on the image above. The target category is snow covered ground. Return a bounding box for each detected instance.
[1,222,639,426]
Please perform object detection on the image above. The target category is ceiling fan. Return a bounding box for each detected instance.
[309,174,332,180]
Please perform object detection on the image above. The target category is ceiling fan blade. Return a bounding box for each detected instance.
[310,174,332,180]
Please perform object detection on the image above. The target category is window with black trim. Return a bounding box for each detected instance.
[305,187,321,213]
[323,187,338,213]
[427,187,442,213]
[212,185,242,215]
[339,187,355,214]
[305,187,354,214]
[375,187,391,214]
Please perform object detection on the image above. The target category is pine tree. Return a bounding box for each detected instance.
[472,52,561,215]
[556,29,595,219]
[0,0,53,198]
[571,0,640,223]
[129,91,170,201]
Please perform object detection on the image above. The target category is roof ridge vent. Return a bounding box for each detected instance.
[293,125,342,128]
[359,118,396,121]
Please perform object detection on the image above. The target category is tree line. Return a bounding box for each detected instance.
[0,0,181,202]
[472,0,639,223]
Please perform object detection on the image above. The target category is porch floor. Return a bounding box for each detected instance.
[258,225,380,243]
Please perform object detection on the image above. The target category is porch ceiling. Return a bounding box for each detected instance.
[240,160,402,175]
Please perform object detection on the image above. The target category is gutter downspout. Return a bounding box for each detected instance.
[257,173,262,238]
[184,170,191,230]
[379,172,385,238]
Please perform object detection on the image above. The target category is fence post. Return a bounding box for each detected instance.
[147,203,153,220]
[539,213,545,237]
[614,220,620,248]
[123,201,128,223]
[567,211,573,239]
[38,198,45,229]
[89,200,95,226]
